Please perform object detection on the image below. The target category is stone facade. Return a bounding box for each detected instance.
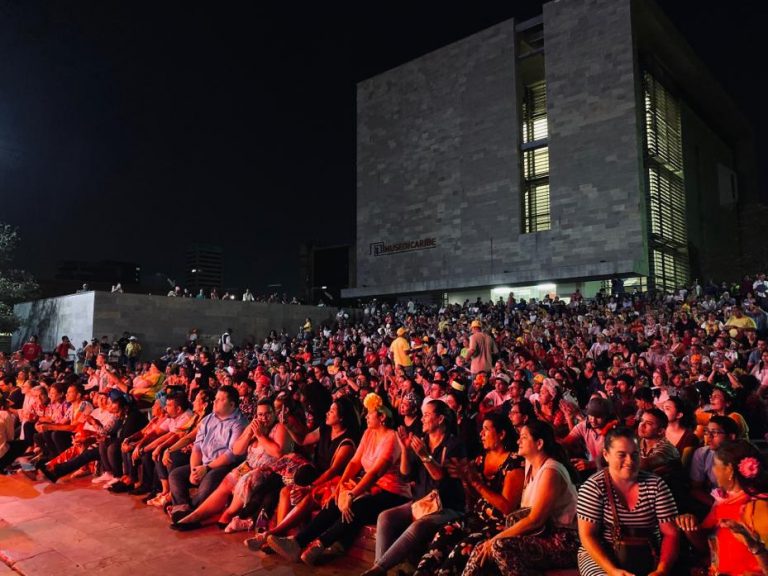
[348,0,649,298]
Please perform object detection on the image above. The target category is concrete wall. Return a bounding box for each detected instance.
[14,292,339,358]
[354,19,520,297]
[13,292,95,353]
[350,0,647,298]
[543,0,647,278]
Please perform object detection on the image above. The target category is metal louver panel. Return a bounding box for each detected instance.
[643,70,689,291]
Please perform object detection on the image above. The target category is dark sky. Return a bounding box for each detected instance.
[0,2,764,294]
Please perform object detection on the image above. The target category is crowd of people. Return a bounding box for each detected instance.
[3,274,768,576]
[164,286,305,304]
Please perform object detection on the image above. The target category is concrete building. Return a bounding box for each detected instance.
[185,243,223,293]
[343,0,756,304]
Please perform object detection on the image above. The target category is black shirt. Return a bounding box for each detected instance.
[410,433,466,512]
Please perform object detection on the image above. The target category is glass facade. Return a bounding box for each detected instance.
[642,70,689,291]
[520,77,550,233]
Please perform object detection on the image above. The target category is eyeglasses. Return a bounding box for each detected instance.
[704,430,725,437]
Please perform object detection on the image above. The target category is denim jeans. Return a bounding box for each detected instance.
[155,450,189,480]
[169,463,233,511]
[296,491,409,550]
[375,502,463,570]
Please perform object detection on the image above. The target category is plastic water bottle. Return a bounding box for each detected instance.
[255,508,269,534]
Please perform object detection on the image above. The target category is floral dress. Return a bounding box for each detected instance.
[413,452,523,576]
[231,424,294,504]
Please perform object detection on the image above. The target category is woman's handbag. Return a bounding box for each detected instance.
[411,447,447,520]
[412,489,443,520]
[503,506,549,536]
[603,473,659,576]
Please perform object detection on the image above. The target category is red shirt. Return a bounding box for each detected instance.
[702,491,761,575]
[21,342,42,362]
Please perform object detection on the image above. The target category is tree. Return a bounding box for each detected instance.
[0,222,38,332]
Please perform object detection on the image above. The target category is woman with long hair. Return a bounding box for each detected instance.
[462,419,579,576]
[677,440,768,576]
[268,393,411,566]
[245,397,359,549]
[577,426,679,576]
[413,412,524,576]
[661,396,699,470]
[360,400,466,576]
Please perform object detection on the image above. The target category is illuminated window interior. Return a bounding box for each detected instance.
[643,70,688,292]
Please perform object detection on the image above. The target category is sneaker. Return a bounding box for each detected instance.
[244,532,267,551]
[91,472,115,484]
[141,492,158,504]
[147,493,171,507]
[300,539,325,566]
[224,517,253,534]
[103,477,122,488]
[266,535,301,563]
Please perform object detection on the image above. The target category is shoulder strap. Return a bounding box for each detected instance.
[745,498,758,533]
[603,471,623,542]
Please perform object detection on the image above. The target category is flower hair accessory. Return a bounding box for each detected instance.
[738,457,760,479]
[363,393,384,413]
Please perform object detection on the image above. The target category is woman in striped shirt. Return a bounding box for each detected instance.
[577,426,679,576]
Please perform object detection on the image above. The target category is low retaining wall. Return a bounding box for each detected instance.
[13,292,339,358]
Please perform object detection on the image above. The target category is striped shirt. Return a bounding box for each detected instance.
[576,469,677,575]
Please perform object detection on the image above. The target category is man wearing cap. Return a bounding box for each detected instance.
[480,373,513,417]
[390,327,414,377]
[560,396,617,475]
[125,336,142,372]
[466,320,496,380]
[587,333,609,361]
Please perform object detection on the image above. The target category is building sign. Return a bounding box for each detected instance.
[369,237,437,256]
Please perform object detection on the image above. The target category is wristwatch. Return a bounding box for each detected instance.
[422,454,434,464]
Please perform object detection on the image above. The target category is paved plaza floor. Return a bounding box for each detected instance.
[0,471,366,576]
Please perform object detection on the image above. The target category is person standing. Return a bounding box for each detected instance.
[467,320,496,380]
[20,336,43,367]
[125,337,142,372]
[390,327,414,377]
[55,336,75,367]
[220,329,234,361]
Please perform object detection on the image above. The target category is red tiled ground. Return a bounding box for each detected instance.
[0,471,367,576]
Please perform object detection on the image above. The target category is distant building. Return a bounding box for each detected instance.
[300,244,352,304]
[186,244,223,293]
[344,0,757,304]
[55,260,141,286]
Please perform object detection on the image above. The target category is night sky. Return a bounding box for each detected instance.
[0,2,765,295]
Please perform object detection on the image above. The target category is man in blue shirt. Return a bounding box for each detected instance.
[168,385,247,524]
